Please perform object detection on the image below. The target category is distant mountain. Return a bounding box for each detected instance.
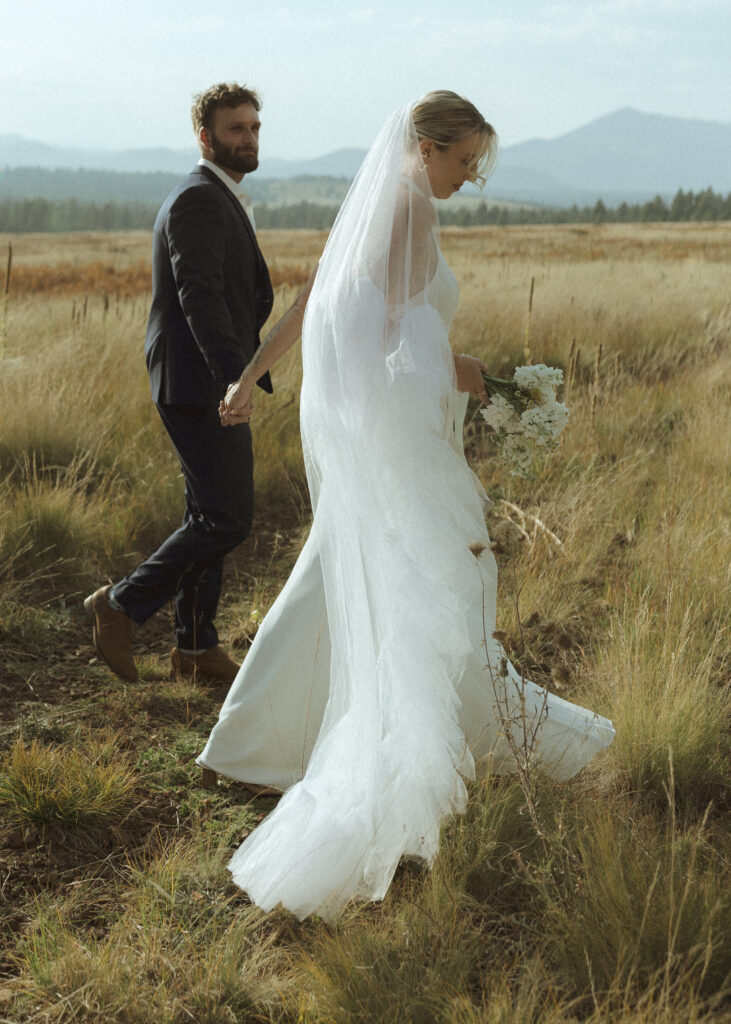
[0,135,366,180]
[0,167,353,206]
[258,149,367,180]
[498,108,731,197]
[0,167,182,204]
[0,134,198,174]
[1,109,730,206]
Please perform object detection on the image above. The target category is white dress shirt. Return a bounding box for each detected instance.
[198,157,256,230]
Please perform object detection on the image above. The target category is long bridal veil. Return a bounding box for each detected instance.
[207,103,614,921]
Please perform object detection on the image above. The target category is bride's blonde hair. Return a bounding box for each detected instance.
[412,90,498,187]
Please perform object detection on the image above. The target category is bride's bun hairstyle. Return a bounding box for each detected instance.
[412,90,498,187]
[191,82,261,136]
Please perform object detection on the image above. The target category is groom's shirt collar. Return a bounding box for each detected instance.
[198,158,256,230]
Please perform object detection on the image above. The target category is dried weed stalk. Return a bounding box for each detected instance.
[1,241,11,356]
[473,533,580,909]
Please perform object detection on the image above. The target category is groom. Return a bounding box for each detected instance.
[85,82,273,685]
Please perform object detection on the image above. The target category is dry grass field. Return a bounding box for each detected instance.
[0,223,729,1022]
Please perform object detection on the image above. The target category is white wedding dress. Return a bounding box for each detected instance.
[197,106,614,922]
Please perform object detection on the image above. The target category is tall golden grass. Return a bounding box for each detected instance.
[0,224,729,1022]
[7,259,312,297]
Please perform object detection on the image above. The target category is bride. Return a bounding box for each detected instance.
[197,91,614,922]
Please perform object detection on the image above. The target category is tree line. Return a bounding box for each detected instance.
[0,188,729,234]
[439,188,731,227]
[0,198,159,233]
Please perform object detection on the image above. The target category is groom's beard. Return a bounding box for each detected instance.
[209,133,258,174]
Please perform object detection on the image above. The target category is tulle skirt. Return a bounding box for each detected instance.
[197,385,614,921]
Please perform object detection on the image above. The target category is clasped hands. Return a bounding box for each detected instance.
[219,379,255,427]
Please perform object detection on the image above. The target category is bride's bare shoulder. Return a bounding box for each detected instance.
[393,180,436,245]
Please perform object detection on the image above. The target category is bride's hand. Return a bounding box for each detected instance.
[219,379,255,426]
[455,354,489,403]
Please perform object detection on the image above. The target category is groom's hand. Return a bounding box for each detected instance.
[219,380,255,426]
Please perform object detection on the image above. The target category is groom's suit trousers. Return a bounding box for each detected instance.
[111,403,254,651]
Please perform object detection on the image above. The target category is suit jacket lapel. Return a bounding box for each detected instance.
[194,165,258,244]
[193,163,274,325]
[194,164,271,288]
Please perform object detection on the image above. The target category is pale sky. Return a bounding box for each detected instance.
[2,0,729,158]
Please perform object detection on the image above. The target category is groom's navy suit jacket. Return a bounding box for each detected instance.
[145,164,274,405]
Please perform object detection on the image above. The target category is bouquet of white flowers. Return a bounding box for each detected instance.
[479,364,569,477]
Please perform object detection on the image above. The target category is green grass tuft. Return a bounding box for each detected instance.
[0,735,137,829]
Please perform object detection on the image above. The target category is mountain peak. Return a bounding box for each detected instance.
[498,108,731,195]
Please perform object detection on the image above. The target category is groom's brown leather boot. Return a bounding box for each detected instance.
[84,585,138,683]
[170,645,240,684]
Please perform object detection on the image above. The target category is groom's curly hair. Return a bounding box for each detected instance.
[191,83,261,135]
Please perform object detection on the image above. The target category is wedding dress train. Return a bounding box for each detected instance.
[197,105,614,921]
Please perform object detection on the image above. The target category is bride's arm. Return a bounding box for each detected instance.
[388,189,488,402]
[454,353,489,402]
[220,269,317,425]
